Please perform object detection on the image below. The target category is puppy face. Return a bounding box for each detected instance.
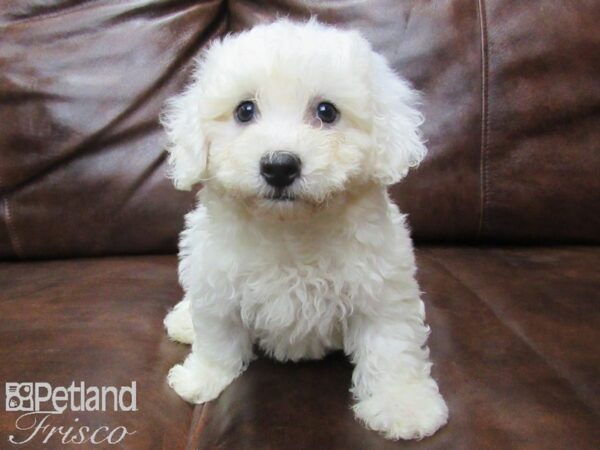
[162,20,426,216]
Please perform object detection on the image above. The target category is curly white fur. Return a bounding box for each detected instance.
[162,19,448,440]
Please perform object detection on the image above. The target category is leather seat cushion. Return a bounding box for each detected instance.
[1,248,598,449]
[191,246,600,449]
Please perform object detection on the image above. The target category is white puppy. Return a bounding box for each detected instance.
[162,19,448,440]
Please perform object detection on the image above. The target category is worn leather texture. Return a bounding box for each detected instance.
[1,0,598,259]
[1,1,599,449]
[1,249,598,449]
[0,256,193,449]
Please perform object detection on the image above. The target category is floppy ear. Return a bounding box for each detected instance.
[160,84,208,191]
[370,53,427,186]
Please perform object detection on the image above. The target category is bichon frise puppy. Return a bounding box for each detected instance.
[162,19,448,440]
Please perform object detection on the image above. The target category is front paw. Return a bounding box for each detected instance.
[164,299,194,344]
[353,380,448,440]
[167,354,238,404]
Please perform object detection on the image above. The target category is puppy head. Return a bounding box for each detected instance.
[162,19,426,215]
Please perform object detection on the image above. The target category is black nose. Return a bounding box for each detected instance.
[260,152,301,188]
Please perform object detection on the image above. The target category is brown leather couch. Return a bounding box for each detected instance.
[1,1,598,449]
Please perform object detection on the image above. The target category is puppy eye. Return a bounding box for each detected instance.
[316,102,338,124]
[235,100,256,123]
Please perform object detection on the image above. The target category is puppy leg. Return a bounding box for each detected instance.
[164,298,194,344]
[168,312,253,404]
[346,302,448,440]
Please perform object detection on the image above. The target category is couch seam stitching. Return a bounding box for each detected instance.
[476,0,489,241]
[3,196,24,259]
[185,404,210,450]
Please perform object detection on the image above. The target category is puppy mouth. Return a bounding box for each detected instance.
[264,190,296,202]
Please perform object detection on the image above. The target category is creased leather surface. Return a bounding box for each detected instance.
[1,0,599,259]
[188,247,600,450]
[0,0,226,259]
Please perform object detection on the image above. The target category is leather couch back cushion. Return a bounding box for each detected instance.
[1,0,598,258]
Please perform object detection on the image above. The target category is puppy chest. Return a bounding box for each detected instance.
[237,267,352,341]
